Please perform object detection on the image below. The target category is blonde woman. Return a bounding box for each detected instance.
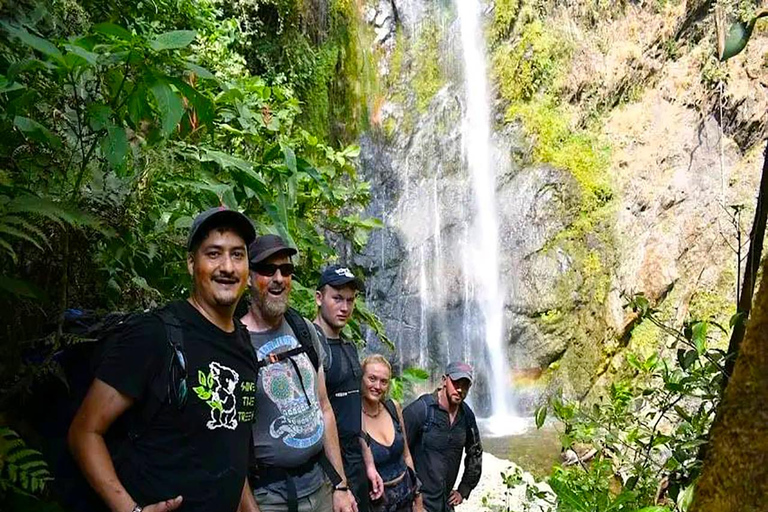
[361,355,423,512]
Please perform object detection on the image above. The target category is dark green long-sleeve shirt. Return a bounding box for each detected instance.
[403,392,483,512]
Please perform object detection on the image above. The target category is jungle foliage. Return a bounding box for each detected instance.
[0,0,382,507]
[527,295,733,512]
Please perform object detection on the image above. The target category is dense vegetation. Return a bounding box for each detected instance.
[0,0,383,507]
[1,0,766,510]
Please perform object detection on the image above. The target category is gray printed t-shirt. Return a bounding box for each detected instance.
[250,318,326,499]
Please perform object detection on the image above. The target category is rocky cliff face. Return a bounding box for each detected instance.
[354,0,767,408]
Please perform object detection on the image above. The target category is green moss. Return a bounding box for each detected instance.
[294,0,378,144]
[689,290,736,324]
[412,20,445,113]
[507,97,612,211]
[492,20,569,103]
[628,319,662,359]
[490,0,521,44]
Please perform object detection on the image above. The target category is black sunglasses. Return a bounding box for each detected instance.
[168,344,188,409]
[252,263,295,277]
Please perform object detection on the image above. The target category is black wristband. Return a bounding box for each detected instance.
[333,485,349,492]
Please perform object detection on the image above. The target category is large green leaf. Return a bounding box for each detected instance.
[0,276,45,299]
[184,62,215,80]
[127,84,151,127]
[281,143,297,173]
[88,104,113,131]
[692,322,708,355]
[64,44,99,66]
[0,74,24,93]
[2,23,64,64]
[101,124,129,168]
[13,116,62,149]
[93,23,132,41]
[297,158,334,200]
[169,77,214,130]
[198,149,252,172]
[150,80,184,137]
[150,30,197,51]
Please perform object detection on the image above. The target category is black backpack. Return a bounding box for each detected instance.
[255,307,320,371]
[52,306,191,512]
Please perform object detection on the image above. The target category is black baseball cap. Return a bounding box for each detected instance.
[187,207,256,251]
[249,234,298,267]
[317,264,363,290]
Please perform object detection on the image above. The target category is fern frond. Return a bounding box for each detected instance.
[0,224,45,249]
[2,215,50,247]
[0,427,51,497]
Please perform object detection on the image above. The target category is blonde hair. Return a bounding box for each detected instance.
[362,354,392,376]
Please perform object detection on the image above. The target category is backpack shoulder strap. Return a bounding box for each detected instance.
[383,399,399,425]
[127,307,183,442]
[284,308,319,370]
[422,395,437,435]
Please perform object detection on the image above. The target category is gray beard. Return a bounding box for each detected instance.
[253,291,288,320]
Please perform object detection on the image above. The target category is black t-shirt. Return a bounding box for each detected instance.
[319,334,363,443]
[96,300,257,512]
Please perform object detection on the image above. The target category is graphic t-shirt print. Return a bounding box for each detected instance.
[258,335,324,448]
[193,361,254,430]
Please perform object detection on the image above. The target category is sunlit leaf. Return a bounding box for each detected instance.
[692,322,708,355]
[150,80,184,136]
[184,62,215,80]
[150,30,197,51]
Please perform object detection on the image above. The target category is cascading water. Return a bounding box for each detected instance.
[455,0,518,432]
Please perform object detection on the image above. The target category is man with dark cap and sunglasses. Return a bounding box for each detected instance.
[403,362,483,512]
[69,207,260,512]
[240,235,357,512]
[313,265,384,512]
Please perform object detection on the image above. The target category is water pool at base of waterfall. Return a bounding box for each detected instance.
[478,418,561,478]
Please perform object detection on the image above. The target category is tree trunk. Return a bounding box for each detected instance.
[690,259,768,511]
[723,138,768,388]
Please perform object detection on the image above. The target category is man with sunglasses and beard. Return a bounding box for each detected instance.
[241,235,357,512]
[69,207,260,512]
[402,362,483,512]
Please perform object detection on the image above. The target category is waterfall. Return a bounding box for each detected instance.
[456,0,514,428]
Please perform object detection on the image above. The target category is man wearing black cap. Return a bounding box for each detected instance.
[241,236,357,512]
[403,362,483,512]
[313,266,384,512]
[69,207,260,512]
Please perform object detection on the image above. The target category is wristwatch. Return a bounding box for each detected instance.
[333,484,350,492]
[131,504,143,512]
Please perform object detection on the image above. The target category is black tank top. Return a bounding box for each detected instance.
[368,400,407,482]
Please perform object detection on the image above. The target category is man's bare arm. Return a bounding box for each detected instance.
[237,478,260,512]
[68,378,182,512]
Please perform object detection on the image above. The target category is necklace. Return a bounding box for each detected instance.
[363,403,381,418]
